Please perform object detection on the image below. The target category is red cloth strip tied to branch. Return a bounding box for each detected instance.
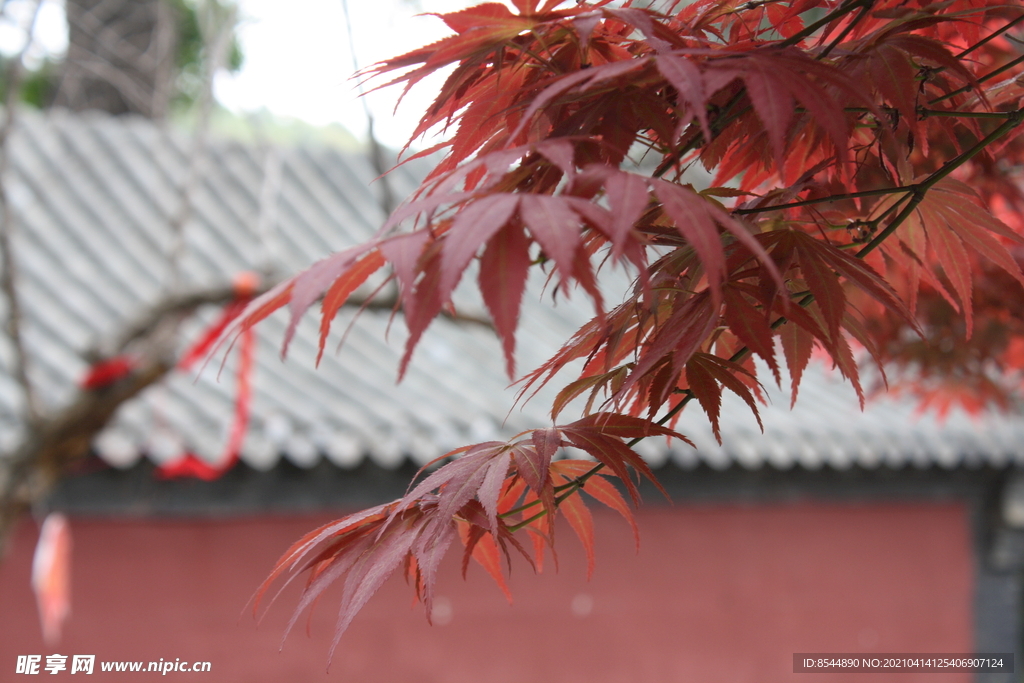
[79,355,138,390]
[158,272,260,481]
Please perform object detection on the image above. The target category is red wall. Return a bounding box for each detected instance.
[0,502,973,682]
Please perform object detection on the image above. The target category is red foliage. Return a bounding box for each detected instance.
[254,416,675,660]
[229,0,1024,655]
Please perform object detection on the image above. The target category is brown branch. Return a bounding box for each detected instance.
[106,282,492,357]
[104,284,266,356]
[0,277,492,553]
[777,0,872,49]
[0,283,261,553]
[919,109,1021,119]
[0,357,169,554]
[733,185,915,215]
[856,107,1024,258]
[817,0,872,59]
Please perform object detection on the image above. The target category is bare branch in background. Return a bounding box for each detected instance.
[0,270,490,552]
[164,1,238,291]
[341,0,396,218]
[0,279,263,552]
[0,0,45,427]
[0,0,240,552]
[54,0,177,118]
[0,0,495,557]
[253,144,285,277]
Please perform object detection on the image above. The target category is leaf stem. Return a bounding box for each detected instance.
[734,185,915,214]
[919,109,1020,119]
[929,53,1024,105]
[736,106,1023,219]
[957,13,1024,58]
[817,1,872,59]
[503,390,697,531]
[777,0,872,49]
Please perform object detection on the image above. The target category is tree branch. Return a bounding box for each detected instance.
[0,0,45,427]
[0,275,493,552]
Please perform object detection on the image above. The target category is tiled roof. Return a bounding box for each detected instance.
[1,109,1022,474]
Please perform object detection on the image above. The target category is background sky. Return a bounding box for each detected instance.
[0,0,491,150]
[217,0,485,149]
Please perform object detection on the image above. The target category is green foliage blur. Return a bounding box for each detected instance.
[171,0,244,110]
[0,0,243,111]
[0,56,57,108]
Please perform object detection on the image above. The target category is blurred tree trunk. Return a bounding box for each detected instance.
[54,0,177,118]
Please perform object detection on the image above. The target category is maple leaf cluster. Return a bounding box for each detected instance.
[231,0,1024,655]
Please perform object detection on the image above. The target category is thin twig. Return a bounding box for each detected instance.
[0,0,45,426]
[733,185,915,214]
[856,108,1024,258]
[818,1,872,59]
[958,13,1024,58]
[340,0,396,217]
[164,1,237,291]
[777,0,872,49]
[919,109,1021,119]
[929,53,1024,106]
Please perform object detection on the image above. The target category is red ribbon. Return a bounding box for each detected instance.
[79,355,138,390]
[176,298,250,372]
[158,273,259,480]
